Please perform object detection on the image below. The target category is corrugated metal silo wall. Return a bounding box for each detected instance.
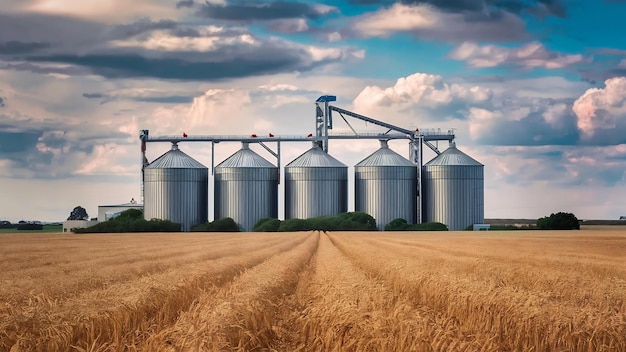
[144,168,208,231]
[355,166,417,230]
[214,167,278,231]
[284,167,348,219]
[422,165,484,231]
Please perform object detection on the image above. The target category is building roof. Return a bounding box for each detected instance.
[146,143,206,169]
[216,143,275,168]
[355,140,415,167]
[286,145,346,168]
[424,142,483,166]
[99,203,144,208]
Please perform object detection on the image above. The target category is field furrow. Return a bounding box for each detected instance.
[273,232,492,351]
[1,230,624,351]
[0,234,287,304]
[141,231,319,351]
[0,232,310,352]
[329,232,626,351]
[362,236,625,312]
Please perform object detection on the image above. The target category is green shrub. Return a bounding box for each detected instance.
[0,221,16,229]
[17,223,44,230]
[337,212,377,231]
[116,208,143,220]
[74,209,181,233]
[537,212,580,230]
[276,212,377,232]
[278,218,310,232]
[385,218,410,231]
[253,218,281,232]
[191,218,240,232]
[407,222,448,231]
[385,218,448,231]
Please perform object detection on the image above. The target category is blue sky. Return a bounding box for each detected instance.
[2,0,626,222]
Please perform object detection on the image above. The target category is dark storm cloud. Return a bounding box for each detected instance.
[0,124,57,177]
[348,0,381,3]
[471,91,626,148]
[82,93,106,99]
[595,48,626,56]
[171,27,202,37]
[472,109,580,146]
[0,41,50,54]
[0,12,356,80]
[579,68,626,85]
[132,96,194,103]
[0,13,105,46]
[26,52,312,80]
[195,1,332,20]
[82,92,194,104]
[0,131,39,153]
[469,97,585,146]
[176,0,195,8]
[487,145,626,187]
[0,116,136,178]
[1,61,90,76]
[110,18,178,39]
[578,48,626,83]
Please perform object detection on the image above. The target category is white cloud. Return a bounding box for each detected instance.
[572,77,626,137]
[467,107,500,140]
[110,28,260,52]
[306,46,364,63]
[450,41,585,69]
[74,143,137,175]
[148,89,253,135]
[348,3,527,42]
[258,83,299,91]
[312,4,339,16]
[542,103,570,128]
[269,18,309,33]
[352,3,436,37]
[22,0,180,22]
[352,72,492,118]
[327,32,342,42]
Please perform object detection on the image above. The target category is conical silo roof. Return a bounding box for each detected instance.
[286,145,346,167]
[147,143,206,169]
[216,143,275,168]
[424,142,482,166]
[355,140,414,167]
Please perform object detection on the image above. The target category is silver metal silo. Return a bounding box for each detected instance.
[284,144,348,219]
[355,140,417,230]
[422,142,484,231]
[214,143,278,231]
[143,143,208,231]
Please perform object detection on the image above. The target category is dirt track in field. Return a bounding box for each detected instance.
[1,230,624,351]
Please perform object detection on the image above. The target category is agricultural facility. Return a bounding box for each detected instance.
[140,95,484,231]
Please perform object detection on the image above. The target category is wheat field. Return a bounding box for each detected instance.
[0,230,624,351]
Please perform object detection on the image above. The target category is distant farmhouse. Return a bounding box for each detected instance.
[63,201,143,233]
[98,201,143,222]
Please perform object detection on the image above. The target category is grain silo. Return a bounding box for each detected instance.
[355,140,417,230]
[143,143,208,231]
[422,142,484,231]
[284,144,347,219]
[214,143,278,231]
